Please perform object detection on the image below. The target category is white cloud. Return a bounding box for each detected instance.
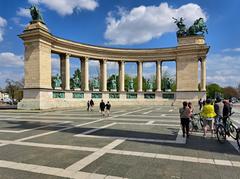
[207,54,240,87]
[143,62,155,68]
[28,0,98,16]
[105,3,207,45]
[107,61,118,71]
[17,7,31,18]
[0,16,7,42]
[223,48,240,52]
[0,52,23,67]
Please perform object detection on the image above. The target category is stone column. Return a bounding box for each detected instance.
[201,57,206,91]
[60,54,70,90]
[100,59,107,91]
[80,58,85,90]
[137,61,143,92]
[65,54,70,90]
[82,57,89,91]
[156,61,162,91]
[119,61,125,92]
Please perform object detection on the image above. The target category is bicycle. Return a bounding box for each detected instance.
[189,113,204,132]
[216,112,238,143]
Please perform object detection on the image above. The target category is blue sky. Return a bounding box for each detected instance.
[0,0,240,88]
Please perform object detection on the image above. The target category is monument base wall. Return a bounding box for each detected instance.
[17,89,206,110]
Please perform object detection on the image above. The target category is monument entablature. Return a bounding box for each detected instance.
[17,8,209,109]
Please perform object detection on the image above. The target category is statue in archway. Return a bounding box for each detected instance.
[53,74,62,89]
[110,75,117,91]
[73,75,81,90]
[146,79,153,92]
[128,78,134,92]
[27,5,44,23]
[92,77,100,91]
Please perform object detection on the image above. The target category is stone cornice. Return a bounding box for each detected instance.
[20,23,210,62]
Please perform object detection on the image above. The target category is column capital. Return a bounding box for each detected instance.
[65,53,71,58]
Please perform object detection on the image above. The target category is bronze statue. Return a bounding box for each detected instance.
[27,5,44,23]
[187,18,208,35]
[172,17,187,37]
[173,17,208,37]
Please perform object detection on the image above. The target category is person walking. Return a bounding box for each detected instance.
[105,101,111,117]
[179,101,191,138]
[198,98,203,110]
[87,100,90,111]
[90,99,94,111]
[200,99,216,137]
[99,99,105,116]
[188,102,194,132]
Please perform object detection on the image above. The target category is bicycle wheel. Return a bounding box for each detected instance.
[229,123,238,140]
[216,124,226,143]
[237,131,240,149]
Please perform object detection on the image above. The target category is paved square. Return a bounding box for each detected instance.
[0,106,239,179]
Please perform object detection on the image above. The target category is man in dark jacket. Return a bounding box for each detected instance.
[222,100,230,127]
[99,99,105,116]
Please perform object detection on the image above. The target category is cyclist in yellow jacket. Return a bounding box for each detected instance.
[200,99,216,137]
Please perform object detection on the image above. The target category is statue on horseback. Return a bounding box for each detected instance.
[187,18,208,35]
[173,17,208,37]
[27,5,44,23]
[172,17,187,37]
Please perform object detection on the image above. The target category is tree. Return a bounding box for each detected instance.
[161,71,176,92]
[206,83,223,99]
[70,68,81,89]
[5,79,24,101]
[223,86,239,99]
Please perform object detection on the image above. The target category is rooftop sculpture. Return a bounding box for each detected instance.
[173,17,208,37]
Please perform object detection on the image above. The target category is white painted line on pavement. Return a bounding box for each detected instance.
[66,139,125,171]
[146,120,155,124]
[143,110,152,115]
[75,123,116,136]
[0,160,124,179]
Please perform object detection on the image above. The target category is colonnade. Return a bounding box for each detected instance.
[58,54,206,92]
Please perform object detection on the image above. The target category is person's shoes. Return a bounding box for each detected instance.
[183,134,185,138]
[203,134,206,138]
[187,134,190,138]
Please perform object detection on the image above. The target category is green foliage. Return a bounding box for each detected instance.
[5,79,24,101]
[206,83,223,99]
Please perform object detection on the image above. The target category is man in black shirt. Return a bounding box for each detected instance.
[99,99,105,116]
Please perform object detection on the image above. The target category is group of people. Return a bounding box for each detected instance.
[87,99,111,117]
[179,97,233,138]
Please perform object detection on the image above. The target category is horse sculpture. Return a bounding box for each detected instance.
[28,5,44,23]
[173,17,208,37]
[187,18,208,35]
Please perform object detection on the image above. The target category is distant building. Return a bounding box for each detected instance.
[0,91,9,101]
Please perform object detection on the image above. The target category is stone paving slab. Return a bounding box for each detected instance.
[0,106,239,178]
[0,168,68,179]
[0,144,91,169]
[0,126,65,140]
[91,123,179,140]
[82,153,240,179]
[115,135,240,161]
[26,129,116,148]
